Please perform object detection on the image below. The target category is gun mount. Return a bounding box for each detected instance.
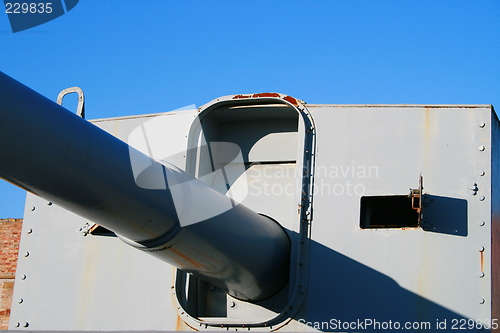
[0,71,499,332]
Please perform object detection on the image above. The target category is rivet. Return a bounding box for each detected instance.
[18,298,23,304]
[15,322,20,327]
[47,202,52,206]
[209,285,216,291]
[31,206,35,211]
[479,122,486,128]
[21,275,26,280]
[480,298,485,304]
[479,171,485,176]
[23,322,29,327]
[479,221,485,226]
[230,301,236,308]
[480,196,485,201]
[27,228,33,234]
[479,246,485,252]
[24,252,29,257]
[479,146,485,151]
[480,272,485,278]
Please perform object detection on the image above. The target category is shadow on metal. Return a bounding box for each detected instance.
[173,228,474,332]
[421,195,468,237]
[304,238,474,332]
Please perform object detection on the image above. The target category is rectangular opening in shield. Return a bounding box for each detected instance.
[360,195,419,229]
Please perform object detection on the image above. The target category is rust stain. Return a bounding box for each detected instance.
[232,94,251,99]
[191,247,218,264]
[171,257,184,267]
[492,213,500,327]
[170,248,203,268]
[283,95,299,106]
[424,107,431,136]
[232,93,301,107]
[422,107,433,174]
[176,315,185,331]
[252,92,281,98]
[480,251,484,273]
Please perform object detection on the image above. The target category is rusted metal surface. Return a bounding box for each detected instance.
[251,92,281,98]
[283,95,299,106]
[231,92,301,107]
[169,248,204,269]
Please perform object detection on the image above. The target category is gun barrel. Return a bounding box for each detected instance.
[0,72,290,301]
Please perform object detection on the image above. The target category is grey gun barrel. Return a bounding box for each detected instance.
[0,71,290,301]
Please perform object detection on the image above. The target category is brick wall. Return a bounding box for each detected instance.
[0,219,22,330]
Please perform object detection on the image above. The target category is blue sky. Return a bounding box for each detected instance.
[1,0,499,218]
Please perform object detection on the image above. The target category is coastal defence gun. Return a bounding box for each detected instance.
[0,71,498,332]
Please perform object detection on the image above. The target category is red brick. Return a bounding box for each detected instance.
[0,219,22,330]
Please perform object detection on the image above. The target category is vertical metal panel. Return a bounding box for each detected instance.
[9,195,177,330]
[303,105,492,329]
[490,108,500,326]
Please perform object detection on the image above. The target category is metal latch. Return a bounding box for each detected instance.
[410,174,423,225]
